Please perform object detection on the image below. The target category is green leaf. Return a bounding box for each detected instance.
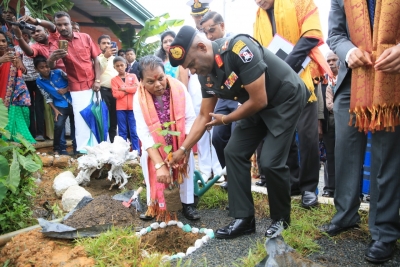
[0,155,9,177]
[163,145,172,154]
[152,143,162,149]
[0,99,8,129]
[6,149,20,193]
[160,130,168,136]
[15,133,35,152]
[0,146,14,153]
[167,131,181,136]
[162,121,176,128]
[0,181,8,206]
[17,153,41,173]
[0,128,11,140]
[31,153,43,168]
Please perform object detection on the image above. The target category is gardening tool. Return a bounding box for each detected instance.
[192,167,226,206]
[122,187,143,211]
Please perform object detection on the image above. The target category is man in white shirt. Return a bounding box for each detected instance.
[186,0,223,183]
[97,34,118,142]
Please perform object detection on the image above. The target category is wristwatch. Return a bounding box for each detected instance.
[155,162,165,170]
[95,79,101,83]
[36,18,42,25]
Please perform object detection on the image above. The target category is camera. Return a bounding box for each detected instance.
[7,20,36,32]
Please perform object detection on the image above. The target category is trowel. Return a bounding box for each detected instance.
[122,187,143,211]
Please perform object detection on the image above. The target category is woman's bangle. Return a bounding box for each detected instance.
[221,115,229,125]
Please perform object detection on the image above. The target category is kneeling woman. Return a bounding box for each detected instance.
[133,55,200,221]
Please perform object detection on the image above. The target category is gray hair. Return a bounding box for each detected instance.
[138,55,165,80]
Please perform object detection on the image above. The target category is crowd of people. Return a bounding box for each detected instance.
[1,0,399,264]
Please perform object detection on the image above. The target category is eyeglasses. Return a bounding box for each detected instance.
[199,23,222,35]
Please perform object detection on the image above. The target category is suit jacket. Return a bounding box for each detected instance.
[126,61,140,79]
[327,0,355,97]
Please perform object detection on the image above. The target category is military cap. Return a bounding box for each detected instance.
[186,0,212,15]
[169,25,197,67]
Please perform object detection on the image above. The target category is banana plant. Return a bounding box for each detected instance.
[93,13,185,58]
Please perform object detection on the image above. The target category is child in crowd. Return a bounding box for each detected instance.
[111,56,140,151]
[34,55,76,155]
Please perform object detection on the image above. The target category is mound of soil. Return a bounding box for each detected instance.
[63,195,145,229]
[0,229,95,267]
[141,227,201,255]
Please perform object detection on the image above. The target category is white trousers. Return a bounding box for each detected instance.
[197,129,222,177]
[70,89,99,152]
[141,150,195,205]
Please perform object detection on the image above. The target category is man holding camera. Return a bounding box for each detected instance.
[96,34,118,143]
[47,11,101,153]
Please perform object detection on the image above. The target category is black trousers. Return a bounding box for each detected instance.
[100,87,117,142]
[286,101,320,193]
[322,113,335,193]
[25,80,44,137]
[212,99,237,168]
[225,119,296,221]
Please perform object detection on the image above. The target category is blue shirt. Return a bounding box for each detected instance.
[36,69,72,108]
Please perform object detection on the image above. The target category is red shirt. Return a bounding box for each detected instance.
[29,32,65,71]
[111,73,139,110]
[49,32,101,92]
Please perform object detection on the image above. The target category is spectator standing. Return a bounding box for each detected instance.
[111,56,140,151]
[321,51,339,198]
[71,22,80,33]
[48,11,101,153]
[34,56,76,155]
[0,30,35,144]
[125,48,140,81]
[185,0,223,183]
[97,34,118,142]
[320,0,400,263]
[1,7,16,47]
[253,0,333,208]
[117,49,126,58]
[14,28,45,142]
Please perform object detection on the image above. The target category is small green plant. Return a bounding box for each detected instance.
[51,203,65,219]
[0,99,42,234]
[152,121,180,155]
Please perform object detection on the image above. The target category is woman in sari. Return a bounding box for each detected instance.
[0,30,35,144]
[155,31,188,88]
[133,55,199,222]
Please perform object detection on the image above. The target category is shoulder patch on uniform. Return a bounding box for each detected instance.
[239,46,253,63]
[232,40,246,55]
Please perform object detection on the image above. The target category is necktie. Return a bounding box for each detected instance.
[367,0,375,28]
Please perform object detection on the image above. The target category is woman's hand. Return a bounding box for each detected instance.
[166,149,186,169]
[156,165,172,184]
[0,53,15,64]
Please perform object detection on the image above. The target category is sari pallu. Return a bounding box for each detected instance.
[253,0,333,102]
[344,0,400,132]
[138,75,187,221]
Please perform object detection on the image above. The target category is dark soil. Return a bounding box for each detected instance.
[141,226,201,255]
[63,195,145,229]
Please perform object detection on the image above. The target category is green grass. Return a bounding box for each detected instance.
[235,240,267,267]
[197,185,228,210]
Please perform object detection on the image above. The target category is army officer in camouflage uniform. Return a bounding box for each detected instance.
[166,26,309,239]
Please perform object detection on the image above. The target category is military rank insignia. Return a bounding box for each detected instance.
[222,40,229,51]
[205,76,213,87]
[239,46,253,63]
[224,71,238,89]
[215,54,223,68]
[232,40,246,54]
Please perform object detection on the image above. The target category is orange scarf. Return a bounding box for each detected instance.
[138,75,186,219]
[344,0,400,132]
[253,0,333,102]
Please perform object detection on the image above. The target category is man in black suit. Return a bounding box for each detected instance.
[320,0,400,263]
[125,48,140,78]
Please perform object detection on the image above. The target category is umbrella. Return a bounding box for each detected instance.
[79,92,101,143]
[91,92,109,142]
